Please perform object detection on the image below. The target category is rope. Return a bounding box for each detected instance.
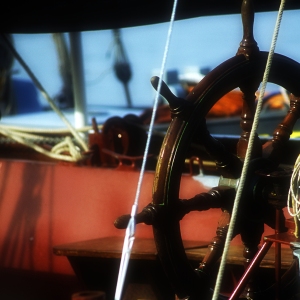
[0,123,101,135]
[0,136,72,146]
[0,34,89,152]
[0,124,101,161]
[0,127,81,162]
[114,1,179,299]
[212,1,286,299]
[51,136,82,160]
[287,154,300,238]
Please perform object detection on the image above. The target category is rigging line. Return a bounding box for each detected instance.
[113,0,179,299]
[0,34,89,152]
[212,1,286,299]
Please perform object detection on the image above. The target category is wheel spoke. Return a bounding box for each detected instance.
[238,80,262,160]
[196,119,243,179]
[178,186,235,220]
[263,94,300,163]
[196,210,231,275]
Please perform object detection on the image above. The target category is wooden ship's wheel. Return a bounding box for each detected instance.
[115,1,300,299]
[148,57,300,299]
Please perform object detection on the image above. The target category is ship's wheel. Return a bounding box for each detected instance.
[115,1,300,299]
[114,51,300,299]
[148,50,300,299]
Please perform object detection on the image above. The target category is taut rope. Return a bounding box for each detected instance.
[212,1,286,299]
[114,0,179,299]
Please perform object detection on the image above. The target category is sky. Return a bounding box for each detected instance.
[11,9,300,108]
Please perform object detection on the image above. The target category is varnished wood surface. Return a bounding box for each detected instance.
[53,237,208,260]
[186,244,293,269]
[265,232,300,246]
[54,236,294,268]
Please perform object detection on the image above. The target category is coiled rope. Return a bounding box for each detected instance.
[212,1,286,299]
[287,154,300,238]
[0,124,99,162]
[114,0,179,299]
[0,126,83,162]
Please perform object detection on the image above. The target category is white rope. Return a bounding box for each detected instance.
[0,124,99,162]
[0,128,45,141]
[0,127,81,162]
[1,34,89,152]
[0,123,101,134]
[212,1,286,299]
[51,136,82,160]
[287,154,300,237]
[114,1,179,299]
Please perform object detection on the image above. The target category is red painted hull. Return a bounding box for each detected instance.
[0,159,282,278]
[0,159,215,276]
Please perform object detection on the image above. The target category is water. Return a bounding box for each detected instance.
[11,10,300,110]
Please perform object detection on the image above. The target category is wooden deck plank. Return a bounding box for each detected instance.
[54,236,294,268]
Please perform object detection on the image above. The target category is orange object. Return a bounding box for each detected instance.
[207,90,243,118]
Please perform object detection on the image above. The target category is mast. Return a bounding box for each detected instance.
[69,32,87,128]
